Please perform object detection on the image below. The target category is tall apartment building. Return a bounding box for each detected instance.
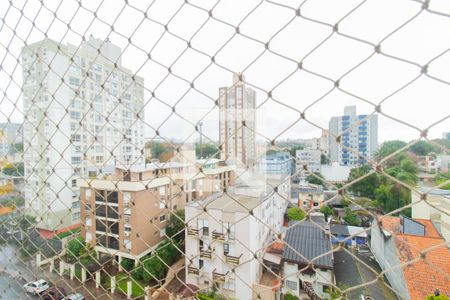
[219,74,256,167]
[22,37,144,230]
[328,106,378,166]
[79,161,236,263]
[185,174,290,300]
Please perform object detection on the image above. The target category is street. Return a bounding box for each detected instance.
[0,243,126,300]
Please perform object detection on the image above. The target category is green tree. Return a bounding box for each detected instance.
[320,154,330,165]
[165,209,185,243]
[195,143,219,159]
[0,196,25,208]
[320,205,333,221]
[16,214,36,231]
[120,258,135,271]
[435,173,450,190]
[287,207,305,221]
[375,158,417,215]
[376,140,407,160]
[433,138,450,151]
[409,140,439,156]
[306,172,325,186]
[376,140,409,168]
[2,162,24,176]
[10,143,23,153]
[343,207,361,226]
[149,142,174,161]
[347,165,379,199]
[66,237,86,261]
[142,256,165,282]
[137,241,182,283]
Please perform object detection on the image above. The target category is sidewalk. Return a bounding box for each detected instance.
[38,266,127,300]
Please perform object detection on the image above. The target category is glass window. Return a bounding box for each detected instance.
[285,280,297,291]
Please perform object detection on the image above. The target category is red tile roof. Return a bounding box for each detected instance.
[0,206,14,216]
[379,216,450,299]
[38,223,81,239]
[268,242,283,253]
[397,235,450,300]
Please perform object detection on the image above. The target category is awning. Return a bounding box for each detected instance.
[263,252,281,265]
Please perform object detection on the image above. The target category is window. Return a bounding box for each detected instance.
[224,243,229,255]
[73,212,81,220]
[71,157,81,165]
[198,219,209,236]
[159,214,166,223]
[69,76,80,85]
[285,280,297,291]
[70,111,81,119]
[223,280,235,291]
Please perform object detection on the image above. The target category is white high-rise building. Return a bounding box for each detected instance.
[328,106,378,167]
[22,37,144,230]
[219,74,256,167]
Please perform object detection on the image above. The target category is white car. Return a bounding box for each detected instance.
[63,293,85,300]
[23,279,50,295]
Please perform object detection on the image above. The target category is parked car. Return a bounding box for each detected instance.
[63,293,85,300]
[23,279,50,295]
[41,287,67,300]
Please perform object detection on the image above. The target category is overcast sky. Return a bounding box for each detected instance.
[0,0,449,146]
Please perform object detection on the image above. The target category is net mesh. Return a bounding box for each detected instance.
[0,0,449,299]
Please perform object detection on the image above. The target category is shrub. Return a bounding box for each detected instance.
[120,258,135,272]
[287,207,305,221]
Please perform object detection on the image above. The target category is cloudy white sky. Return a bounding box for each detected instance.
[0,0,449,145]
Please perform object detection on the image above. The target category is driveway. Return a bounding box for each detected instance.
[334,247,398,300]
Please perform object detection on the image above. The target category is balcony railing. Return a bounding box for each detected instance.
[225,254,242,266]
[212,270,228,283]
[188,266,200,276]
[200,249,212,259]
[212,231,225,241]
[187,227,199,236]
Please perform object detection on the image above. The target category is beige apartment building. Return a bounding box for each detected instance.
[79,161,235,262]
[219,74,256,167]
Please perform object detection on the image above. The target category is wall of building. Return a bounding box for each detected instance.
[283,262,333,299]
[370,221,409,299]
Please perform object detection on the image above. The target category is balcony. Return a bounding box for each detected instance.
[187,227,199,236]
[212,271,228,283]
[200,249,212,259]
[188,266,200,276]
[225,254,242,266]
[212,231,225,241]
